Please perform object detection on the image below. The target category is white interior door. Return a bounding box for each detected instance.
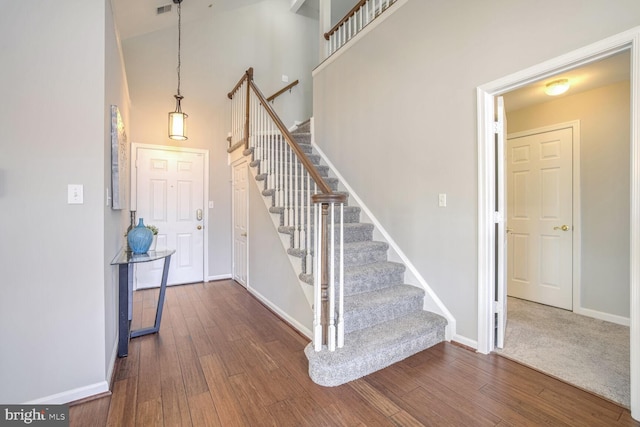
[135,147,205,288]
[507,127,573,309]
[232,160,248,287]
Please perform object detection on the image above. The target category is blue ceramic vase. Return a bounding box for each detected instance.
[127,218,153,254]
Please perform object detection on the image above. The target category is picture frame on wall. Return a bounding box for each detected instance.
[110,105,128,210]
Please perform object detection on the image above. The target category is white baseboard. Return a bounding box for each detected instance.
[452,334,478,350]
[27,381,109,405]
[247,286,312,339]
[207,274,232,282]
[574,306,630,327]
[106,337,119,388]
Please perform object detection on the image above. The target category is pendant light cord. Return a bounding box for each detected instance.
[176,0,182,98]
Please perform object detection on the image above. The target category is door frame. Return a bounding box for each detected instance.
[506,121,581,313]
[130,143,210,282]
[231,157,249,287]
[476,27,640,418]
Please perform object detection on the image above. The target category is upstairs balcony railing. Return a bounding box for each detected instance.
[324,0,397,56]
[228,68,347,352]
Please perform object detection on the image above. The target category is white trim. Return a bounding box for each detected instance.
[477,26,640,420]
[311,125,457,342]
[507,121,582,316]
[207,274,233,282]
[453,335,478,350]
[105,334,119,388]
[26,381,109,405]
[130,143,210,284]
[574,307,630,327]
[313,0,409,76]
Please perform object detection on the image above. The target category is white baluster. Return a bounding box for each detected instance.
[338,202,344,348]
[313,201,322,351]
[328,201,336,351]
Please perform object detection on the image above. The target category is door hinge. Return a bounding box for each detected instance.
[493,211,503,223]
[493,121,501,134]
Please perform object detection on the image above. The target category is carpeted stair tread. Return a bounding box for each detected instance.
[270,205,361,224]
[344,284,425,333]
[279,222,374,244]
[304,311,447,387]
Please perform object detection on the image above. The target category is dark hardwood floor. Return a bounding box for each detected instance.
[70,280,639,426]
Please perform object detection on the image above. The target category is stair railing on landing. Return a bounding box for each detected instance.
[324,0,397,56]
[228,68,347,351]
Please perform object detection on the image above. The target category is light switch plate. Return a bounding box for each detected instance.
[68,184,83,204]
[438,193,447,207]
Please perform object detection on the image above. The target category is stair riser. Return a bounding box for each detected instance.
[344,268,404,295]
[280,224,374,248]
[257,176,339,192]
[270,207,361,225]
[345,295,423,334]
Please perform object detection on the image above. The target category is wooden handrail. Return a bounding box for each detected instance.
[324,0,368,40]
[266,80,300,103]
[248,79,343,199]
[227,67,253,99]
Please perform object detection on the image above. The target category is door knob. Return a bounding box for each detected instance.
[553,225,570,231]
[197,225,202,230]
[241,232,247,237]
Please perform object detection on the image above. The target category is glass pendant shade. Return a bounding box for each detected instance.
[168,95,188,140]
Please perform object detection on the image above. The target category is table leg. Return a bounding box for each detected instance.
[130,254,172,338]
[118,263,130,357]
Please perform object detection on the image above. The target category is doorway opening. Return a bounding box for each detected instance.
[477,27,640,417]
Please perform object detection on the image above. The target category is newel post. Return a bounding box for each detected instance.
[244,67,253,150]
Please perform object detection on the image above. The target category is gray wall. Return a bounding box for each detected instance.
[0,0,127,403]
[122,0,319,279]
[313,0,640,341]
[507,82,630,319]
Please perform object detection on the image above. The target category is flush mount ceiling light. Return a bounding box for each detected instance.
[168,0,188,140]
[545,78,570,96]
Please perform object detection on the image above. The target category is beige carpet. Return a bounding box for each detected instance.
[495,297,630,407]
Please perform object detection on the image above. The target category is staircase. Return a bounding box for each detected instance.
[249,120,447,387]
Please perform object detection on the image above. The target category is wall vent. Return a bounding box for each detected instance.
[157,4,172,15]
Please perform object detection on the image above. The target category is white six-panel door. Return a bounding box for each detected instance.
[507,127,573,309]
[232,160,248,287]
[134,147,205,288]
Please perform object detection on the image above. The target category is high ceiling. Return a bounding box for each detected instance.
[111,0,266,40]
[111,0,630,112]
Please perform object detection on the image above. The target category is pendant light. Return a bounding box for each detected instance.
[168,0,188,140]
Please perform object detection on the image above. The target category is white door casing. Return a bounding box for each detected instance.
[476,27,640,419]
[507,127,573,310]
[132,144,208,288]
[232,159,248,287]
[496,97,507,349]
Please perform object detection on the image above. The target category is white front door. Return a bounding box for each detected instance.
[507,127,573,310]
[134,147,205,288]
[232,160,248,287]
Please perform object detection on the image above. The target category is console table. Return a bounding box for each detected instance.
[111,248,175,357]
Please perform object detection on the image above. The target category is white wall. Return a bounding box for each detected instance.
[104,0,132,379]
[0,0,121,403]
[247,165,313,333]
[313,0,640,341]
[507,82,630,319]
[122,0,318,279]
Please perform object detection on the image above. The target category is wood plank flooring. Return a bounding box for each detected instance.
[70,280,640,426]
